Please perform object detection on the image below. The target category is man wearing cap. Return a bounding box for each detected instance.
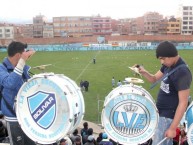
[137,41,192,145]
[99,133,113,145]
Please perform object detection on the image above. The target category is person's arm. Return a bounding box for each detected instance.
[0,50,35,89]
[165,89,190,138]
[138,66,163,83]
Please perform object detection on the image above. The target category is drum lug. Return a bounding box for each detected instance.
[69,119,73,122]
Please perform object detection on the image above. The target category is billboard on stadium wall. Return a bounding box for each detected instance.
[0,48,6,52]
[27,42,193,51]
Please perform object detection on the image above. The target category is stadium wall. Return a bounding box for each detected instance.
[1,42,193,52]
[0,35,193,52]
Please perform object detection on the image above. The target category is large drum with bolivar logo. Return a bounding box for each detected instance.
[101,84,158,145]
[16,73,85,144]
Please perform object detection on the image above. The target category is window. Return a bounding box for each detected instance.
[183,12,188,15]
[183,17,188,20]
[53,17,60,21]
[183,26,188,29]
[68,17,79,21]
[183,22,188,25]
[183,6,188,10]
[5,29,10,32]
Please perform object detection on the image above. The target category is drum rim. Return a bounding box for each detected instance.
[104,84,155,106]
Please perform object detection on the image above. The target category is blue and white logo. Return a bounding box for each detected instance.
[27,91,56,129]
[111,101,150,137]
[102,93,158,144]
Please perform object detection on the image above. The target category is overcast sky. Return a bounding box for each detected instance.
[0,0,193,23]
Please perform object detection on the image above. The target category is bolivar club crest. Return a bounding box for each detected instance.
[27,91,56,129]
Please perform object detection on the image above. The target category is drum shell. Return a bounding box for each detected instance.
[16,73,85,144]
[101,84,158,145]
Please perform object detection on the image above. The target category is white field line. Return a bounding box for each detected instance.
[75,51,100,81]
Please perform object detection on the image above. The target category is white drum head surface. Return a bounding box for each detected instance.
[16,73,84,144]
[101,85,158,145]
[187,123,193,145]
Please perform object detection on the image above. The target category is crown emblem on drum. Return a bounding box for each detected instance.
[123,103,138,112]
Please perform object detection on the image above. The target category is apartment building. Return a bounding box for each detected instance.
[117,18,131,35]
[22,24,34,38]
[0,26,14,39]
[158,18,168,35]
[92,16,112,35]
[167,17,181,35]
[43,23,54,38]
[53,16,93,37]
[111,19,120,34]
[144,12,163,35]
[180,5,193,35]
[129,17,144,35]
[33,15,47,38]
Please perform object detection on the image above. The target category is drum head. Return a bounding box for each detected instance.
[16,73,84,144]
[101,85,158,145]
[187,123,193,145]
[185,101,193,129]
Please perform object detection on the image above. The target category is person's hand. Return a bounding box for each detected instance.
[21,49,35,61]
[132,64,147,75]
[165,127,176,139]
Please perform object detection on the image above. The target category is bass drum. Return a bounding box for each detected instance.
[187,123,193,145]
[185,101,193,133]
[16,73,85,144]
[101,84,158,145]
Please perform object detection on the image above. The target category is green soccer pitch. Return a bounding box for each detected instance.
[1,50,193,123]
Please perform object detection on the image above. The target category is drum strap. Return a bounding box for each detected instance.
[150,64,188,90]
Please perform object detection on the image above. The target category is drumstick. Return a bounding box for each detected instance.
[157,137,168,145]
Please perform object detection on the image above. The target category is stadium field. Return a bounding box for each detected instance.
[0,50,193,123]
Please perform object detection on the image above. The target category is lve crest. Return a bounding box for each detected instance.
[111,102,149,136]
[27,91,56,129]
